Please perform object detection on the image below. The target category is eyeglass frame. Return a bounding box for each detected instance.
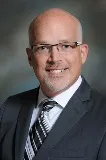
[30,41,82,54]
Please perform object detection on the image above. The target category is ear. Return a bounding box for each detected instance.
[80,44,88,64]
[26,48,33,66]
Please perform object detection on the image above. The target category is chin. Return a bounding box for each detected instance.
[41,76,72,94]
[44,80,70,93]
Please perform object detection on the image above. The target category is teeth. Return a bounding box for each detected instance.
[50,69,64,73]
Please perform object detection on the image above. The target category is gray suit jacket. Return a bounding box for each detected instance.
[0,78,106,160]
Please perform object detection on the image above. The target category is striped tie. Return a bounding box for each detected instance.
[24,99,57,160]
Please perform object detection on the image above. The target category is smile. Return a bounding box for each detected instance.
[46,68,67,73]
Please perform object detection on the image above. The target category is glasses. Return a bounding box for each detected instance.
[30,42,82,55]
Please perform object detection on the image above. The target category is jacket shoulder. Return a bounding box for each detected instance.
[10,87,39,100]
[0,87,39,119]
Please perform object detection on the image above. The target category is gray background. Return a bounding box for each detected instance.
[0,0,106,105]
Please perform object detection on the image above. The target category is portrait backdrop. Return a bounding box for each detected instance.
[0,0,106,105]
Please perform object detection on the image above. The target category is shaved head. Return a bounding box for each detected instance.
[28,8,82,46]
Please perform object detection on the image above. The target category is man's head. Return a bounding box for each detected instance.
[26,8,88,97]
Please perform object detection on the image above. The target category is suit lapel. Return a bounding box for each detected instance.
[14,88,39,160]
[33,78,92,160]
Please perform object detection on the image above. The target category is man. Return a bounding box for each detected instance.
[0,8,106,160]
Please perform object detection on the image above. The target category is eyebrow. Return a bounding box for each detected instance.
[33,39,73,45]
[33,41,49,45]
[59,39,72,43]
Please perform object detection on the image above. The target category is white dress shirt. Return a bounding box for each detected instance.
[29,76,82,130]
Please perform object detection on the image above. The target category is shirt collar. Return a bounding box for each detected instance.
[38,76,82,108]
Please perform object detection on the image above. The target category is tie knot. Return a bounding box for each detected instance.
[42,100,58,112]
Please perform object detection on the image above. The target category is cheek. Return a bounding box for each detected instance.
[32,55,47,73]
[67,54,82,72]
[74,51,83,65]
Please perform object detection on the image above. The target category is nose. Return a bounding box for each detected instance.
[47,45,60,63]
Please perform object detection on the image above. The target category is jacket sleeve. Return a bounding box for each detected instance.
[0,96,21,143]
[0,97,10,123]
[0,97,14,142]
[97,130,106,160]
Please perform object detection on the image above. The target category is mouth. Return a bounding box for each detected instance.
[46,68,68,73]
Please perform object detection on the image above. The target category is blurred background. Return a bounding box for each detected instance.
[0,0,106,105]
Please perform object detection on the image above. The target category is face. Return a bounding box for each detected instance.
[27,13,88,97]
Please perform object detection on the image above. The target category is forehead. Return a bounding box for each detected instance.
[30,12,80,43]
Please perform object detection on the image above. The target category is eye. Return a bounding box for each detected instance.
[38,46,48,51]
[34,45,49,53]
[62,44,71,49]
